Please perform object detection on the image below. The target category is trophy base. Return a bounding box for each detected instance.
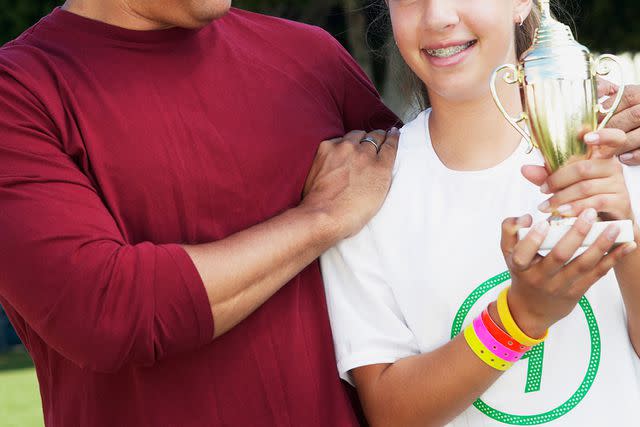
[517,218,634,254]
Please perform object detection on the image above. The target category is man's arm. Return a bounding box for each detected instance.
[184,130,400,338]
[599,82,640,165]
[0,59,399,372]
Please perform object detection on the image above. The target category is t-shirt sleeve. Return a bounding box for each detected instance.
[314,28,400,132]
[0,67,214,373]
[320,224,420,386]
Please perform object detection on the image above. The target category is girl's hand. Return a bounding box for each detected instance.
[499,210,634,338]
[522,129,634,222]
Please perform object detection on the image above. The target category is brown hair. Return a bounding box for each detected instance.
[384,1,548,111]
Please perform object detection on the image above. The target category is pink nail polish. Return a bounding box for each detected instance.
[584,133,600,144]
[623,242,638,255]
[538,200,550,212]
[580,208,598,224]
[533,221,550,234]
[605,225,620,241]
[557,204,573,215]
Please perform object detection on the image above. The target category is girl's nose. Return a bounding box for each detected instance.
[422,0,461,32]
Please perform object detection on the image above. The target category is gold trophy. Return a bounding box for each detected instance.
[490,0,634,251]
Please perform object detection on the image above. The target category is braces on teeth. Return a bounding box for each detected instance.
[427,41,474,58]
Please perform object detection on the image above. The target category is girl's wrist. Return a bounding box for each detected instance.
[488,301,505,331]
[503,289,551,340]
[488,298,548,343]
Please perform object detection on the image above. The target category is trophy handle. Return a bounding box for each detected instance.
[490,64,534,152]
[594,54,626,130]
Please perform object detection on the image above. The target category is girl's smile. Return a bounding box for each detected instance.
[423,39,478,67]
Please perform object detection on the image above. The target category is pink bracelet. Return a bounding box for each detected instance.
[473,316,525,363]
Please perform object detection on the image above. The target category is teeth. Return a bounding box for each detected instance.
[427,41,474,58]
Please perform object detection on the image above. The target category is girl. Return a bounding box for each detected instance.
[320,1,640,426]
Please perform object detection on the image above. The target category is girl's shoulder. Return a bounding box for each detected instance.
[398,109,430,151]
[393,109,431,175]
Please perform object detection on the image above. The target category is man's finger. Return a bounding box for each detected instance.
[620,148,640,166]
[341,130,368,145]
[601,84,640,132]
[601,84,640,117]
[596,77,619,99]
[378,127,400,163]
[383,127,400,150]
[605,104,640,134]
[358,129,387,151]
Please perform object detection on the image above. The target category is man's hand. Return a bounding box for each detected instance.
[302,128,400,239]
[598,80,640,165]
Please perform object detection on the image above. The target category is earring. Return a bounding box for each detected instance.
[519,14,524,27]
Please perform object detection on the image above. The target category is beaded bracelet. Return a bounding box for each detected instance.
[463,322,513,371]
[481,309,531,353]
[497,287,548,347]
[473,316,525,362]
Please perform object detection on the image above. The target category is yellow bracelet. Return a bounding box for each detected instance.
[463,324,513,371]
[497,287,548,347]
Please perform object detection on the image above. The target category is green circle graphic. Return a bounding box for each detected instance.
[450,271,601,425]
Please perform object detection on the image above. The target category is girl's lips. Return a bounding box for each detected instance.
[422,41,477,68]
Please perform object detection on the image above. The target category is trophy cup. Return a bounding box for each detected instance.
[490,0,634,251]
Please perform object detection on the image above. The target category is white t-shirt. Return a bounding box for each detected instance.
[321,109,640,426]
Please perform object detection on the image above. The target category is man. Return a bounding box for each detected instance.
[0,1,638,426]
[0,1,398,425]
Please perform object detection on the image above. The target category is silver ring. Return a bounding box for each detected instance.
[360,136,380,153]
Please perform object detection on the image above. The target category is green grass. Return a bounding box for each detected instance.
[0,349,44,427]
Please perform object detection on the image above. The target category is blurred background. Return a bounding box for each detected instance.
[1,1,639,426]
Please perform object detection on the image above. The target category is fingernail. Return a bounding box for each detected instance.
[538,200,550,212]
[533,220,550,234]
[584,132,600,144]
[389,127,400,134]
[580,208,598,224]
[620,153,634,162]
[540,183,550,194]
[623,242,638,255]
[557,204,573,215]
[516,215,530,226]
[605,225,620,241]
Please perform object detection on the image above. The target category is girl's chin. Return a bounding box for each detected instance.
[427,83,491,104]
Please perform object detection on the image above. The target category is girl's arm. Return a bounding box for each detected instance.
[343,211,631,427]
[524,128,640,357]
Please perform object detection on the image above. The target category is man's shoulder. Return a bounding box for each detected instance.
[0,14,57,83]
[223,8,341,56]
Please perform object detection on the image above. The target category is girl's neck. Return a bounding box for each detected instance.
[428,85,525,171]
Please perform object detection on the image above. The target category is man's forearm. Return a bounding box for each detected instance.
[614,224,640,356]
[182,204,340,339]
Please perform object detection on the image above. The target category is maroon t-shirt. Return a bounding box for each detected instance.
[0,7,397,427]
